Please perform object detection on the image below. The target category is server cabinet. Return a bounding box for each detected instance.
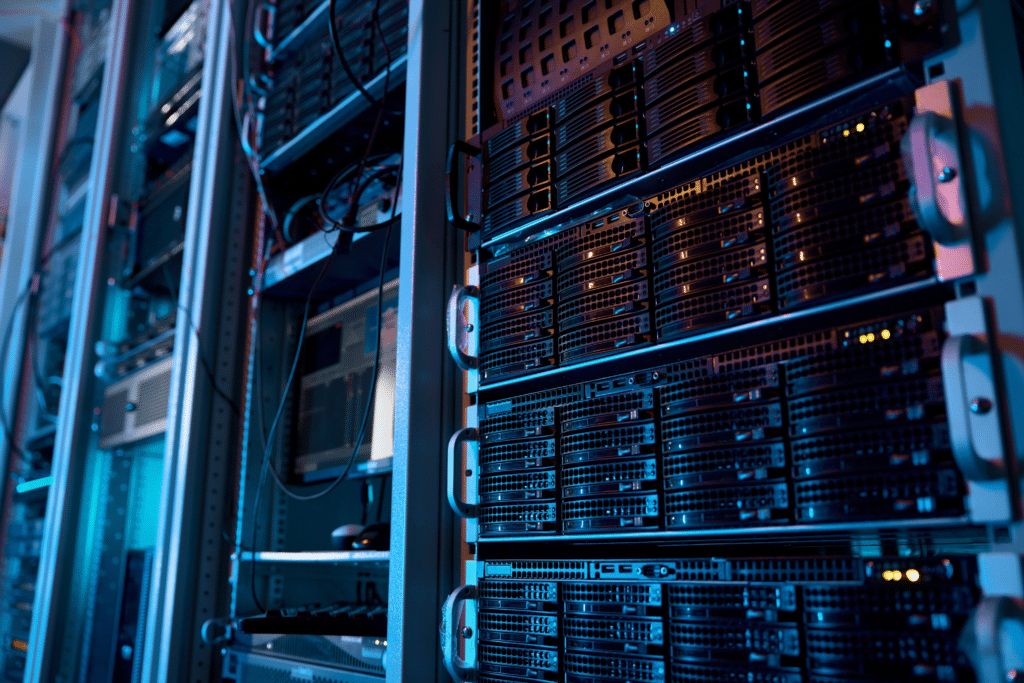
[441,1,1024,682]
[0,0,229,681]
[153,0,462,681]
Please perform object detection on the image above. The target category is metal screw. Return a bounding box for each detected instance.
[937,166,956,183]
[467,324,474,332]
[120,645,133,660]
[1007,670,1019,682]
[914,0,933,15]
[970,397,992,414]
[125,402,136,412]
[461,627,473,639]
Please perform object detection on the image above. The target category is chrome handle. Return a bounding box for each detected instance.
[252,2,276,50]
[960,597,1024,683]
[447,285,480,371]
[941,333,1006,481]
[447,428,479,519]
[440,584,477,682]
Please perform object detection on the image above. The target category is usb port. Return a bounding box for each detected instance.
[632,40,647,54]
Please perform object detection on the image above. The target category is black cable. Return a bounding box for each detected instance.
[263,222,393,501]
[320,0,398,234]
[161,265,242,417]
[327,0,403,117]
[248,215,350,613]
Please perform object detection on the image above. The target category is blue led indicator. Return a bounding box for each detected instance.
[884,39,892,48]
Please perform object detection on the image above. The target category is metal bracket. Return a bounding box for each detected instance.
[960,597,1024,683]
[440,584,477,682]
[200,618,233,646]
[447,428,479,519]
[902,79,976,280]
[942,296,1008,482]
[447,285,480,370]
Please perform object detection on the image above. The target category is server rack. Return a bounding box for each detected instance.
[146,0,462,681]
[0,1,236,681]
[442,2,1024,683]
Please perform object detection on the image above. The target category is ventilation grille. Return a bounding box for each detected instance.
[652,208,766,267]
[654,243,769,303]
[655,279,772,339]
[557,281,649,332]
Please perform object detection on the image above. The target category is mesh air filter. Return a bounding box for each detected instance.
[661,403,783,452]
[480,406,555,440]
[770,159,909,231]
[652,208,766,270]
[481,339,556,383]
[557,280,650,332]
[793,468,964,521]
[655,279,772,340]
[562,493,660,531]
[557,313,652,363]
[564,615,664,653]
[776,236,932,310]
[480,280,553,325]
[480,309,554,353]
[561,423,657,463]
[664,442,787,489]
[661,365,780,416]
[670,621,801,660]
[480,439,557,475]
[788,376,945,436]
[654,243,768,304]
[665,481,790,527]
[481,241,554,293]
[481,559,587,580]
[557,213,645,271]
[790,423,951,479]
[773,199,918,271]
[563,652,667,683]
[562,458,658,498]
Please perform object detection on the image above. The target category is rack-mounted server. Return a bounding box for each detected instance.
[450,0,943,243]
[441,0,1024,681]
[452,555,981,683]
[459,96,930,383]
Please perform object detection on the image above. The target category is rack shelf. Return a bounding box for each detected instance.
[478,67,914,251]
[237,550,390,564]
[259,54,407,174]
[477,277,948,395]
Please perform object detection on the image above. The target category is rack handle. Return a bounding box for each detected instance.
[447,428,479,519]
[440,584,477,682]
[941,334,1007,481]
[447,140,482,232]
[253,2,276,50]
[960,597,1024,683]
[447,284,480,371]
